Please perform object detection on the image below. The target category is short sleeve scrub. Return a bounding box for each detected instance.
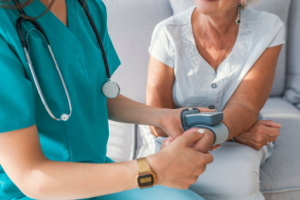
[0,0,119,198]
[0,1,204,200]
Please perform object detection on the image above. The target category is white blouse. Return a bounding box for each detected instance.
[149,6,285,111]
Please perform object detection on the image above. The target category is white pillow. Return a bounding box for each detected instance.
[106,120,136,162]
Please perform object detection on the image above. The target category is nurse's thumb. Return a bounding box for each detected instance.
[178,128,204,147]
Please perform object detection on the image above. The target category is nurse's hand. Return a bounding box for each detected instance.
[150,107,213,138]
[161,129,218,153]
[147,128,213,189]
[233,120,281,150]
[191,129,218,153]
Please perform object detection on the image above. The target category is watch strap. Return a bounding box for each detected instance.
[137,157,152,174]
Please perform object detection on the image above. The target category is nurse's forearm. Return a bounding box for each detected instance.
[0,126,138,199]
[107,94,168,127]
[20,159,138,199]
[0,126,214,199]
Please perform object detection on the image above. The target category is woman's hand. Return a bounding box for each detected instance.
[151,107,214,138]
[233,120,281,150]
[147,128,213,189]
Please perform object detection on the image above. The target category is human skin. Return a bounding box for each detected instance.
[0,0,214,199]
[147,0,281,152]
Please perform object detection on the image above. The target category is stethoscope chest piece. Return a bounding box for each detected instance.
[60,114,70,121]
[102,81,120,98]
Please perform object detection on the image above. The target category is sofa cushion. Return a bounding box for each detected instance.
[169,0,291,97]
[261,98,300,119]
[260,98,300,199]
[284,0,300,107]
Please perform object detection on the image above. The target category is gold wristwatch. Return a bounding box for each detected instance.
[136,157,156,189]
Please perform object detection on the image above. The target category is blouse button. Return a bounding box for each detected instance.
[209,105,215,109]
[211,83,217,89]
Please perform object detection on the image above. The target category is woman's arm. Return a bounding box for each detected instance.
[146,56,175,109]
[192,45,282,151]
[222,45,282,139]
[145,56,215,151]
[146,45,282,152]
[0,125,213,199]
[145,56,176,137]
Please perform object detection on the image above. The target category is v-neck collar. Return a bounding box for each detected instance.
[25,0,79,45]
[188,6,243,74]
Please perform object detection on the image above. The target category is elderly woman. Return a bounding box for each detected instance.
[139,0,285,199]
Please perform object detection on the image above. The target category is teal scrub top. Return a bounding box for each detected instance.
[0,0,120,199]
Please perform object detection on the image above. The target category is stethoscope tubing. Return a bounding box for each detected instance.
[16,17,50,49]
[14,0,118,121]
[78,0,111,80]
[23,46,73,121]
[15,0,72,121]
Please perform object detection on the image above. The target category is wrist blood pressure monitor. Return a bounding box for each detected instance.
[181,108,229,146]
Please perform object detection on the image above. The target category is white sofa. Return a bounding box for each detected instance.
[104,0,300,199]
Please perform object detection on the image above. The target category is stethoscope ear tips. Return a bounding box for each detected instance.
[60,114,70,121]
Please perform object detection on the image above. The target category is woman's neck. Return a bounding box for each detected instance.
[193,8,238,37]
[191,7,240,70]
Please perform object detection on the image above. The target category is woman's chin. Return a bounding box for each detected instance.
[195,7,218,16]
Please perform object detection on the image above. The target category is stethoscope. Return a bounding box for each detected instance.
[14,0,120,122]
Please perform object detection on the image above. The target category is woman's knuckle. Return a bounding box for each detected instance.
[276,130,281,136]
[179,183,189,190]
[196,159,204,167]
[254,144,261,150]
[193,176,199,183]
[256,137,263,143]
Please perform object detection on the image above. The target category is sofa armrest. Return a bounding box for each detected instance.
[260,97,300,199]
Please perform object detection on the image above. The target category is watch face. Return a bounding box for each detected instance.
[137,174,154,188]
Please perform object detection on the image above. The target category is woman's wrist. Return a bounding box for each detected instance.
[149,126,168,137]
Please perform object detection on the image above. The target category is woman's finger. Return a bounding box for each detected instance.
[266,127,280,137]
[258,120,282,128]
[209,144,221,151]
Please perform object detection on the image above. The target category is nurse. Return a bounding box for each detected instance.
[0,0,213,199]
